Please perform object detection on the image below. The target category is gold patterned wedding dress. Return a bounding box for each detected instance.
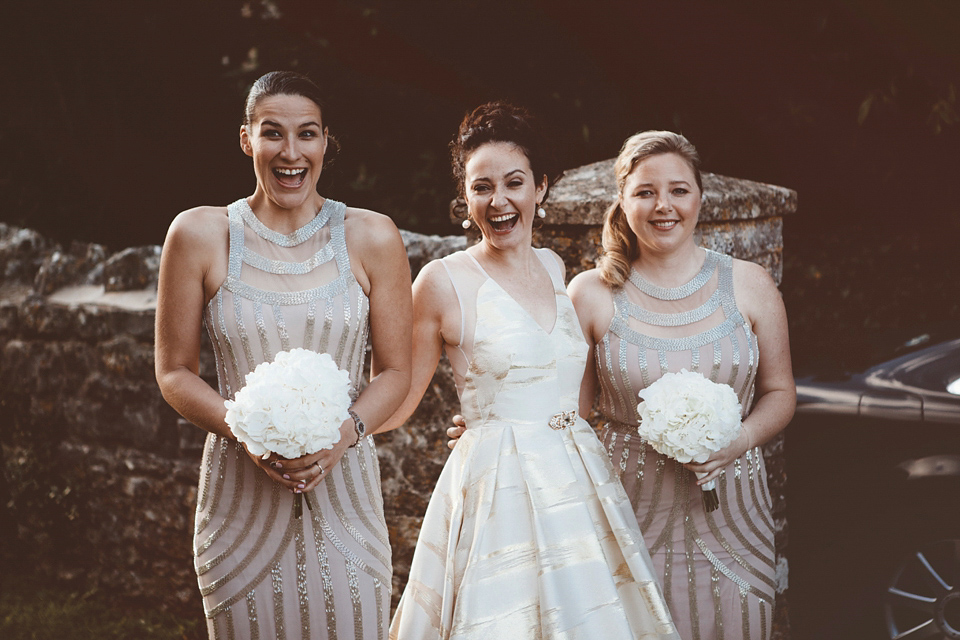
[390,249,678,640]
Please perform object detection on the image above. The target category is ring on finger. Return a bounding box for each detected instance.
[315,462,324,475]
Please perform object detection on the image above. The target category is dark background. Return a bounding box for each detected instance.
[3,1,959,247]
[2,1,959,637]
[2,0,959,367]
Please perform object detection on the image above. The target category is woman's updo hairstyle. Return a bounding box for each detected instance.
[450,101,556,204]
[598,130,702,288]
[243,71,340,163]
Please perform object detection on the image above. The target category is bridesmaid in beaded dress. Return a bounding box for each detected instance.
[155,71,412,639]
[568,131,796,639]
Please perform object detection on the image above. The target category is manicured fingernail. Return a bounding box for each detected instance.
[283,474,290,480]
[273,462,283,469]
[297,483,305,489]
[294,489,301,494]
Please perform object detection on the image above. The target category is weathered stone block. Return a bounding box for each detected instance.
[103,246,161,292]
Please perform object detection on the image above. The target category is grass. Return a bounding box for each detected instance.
[0,580,205,640]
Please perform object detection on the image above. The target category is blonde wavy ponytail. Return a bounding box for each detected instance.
[597,130,702,288]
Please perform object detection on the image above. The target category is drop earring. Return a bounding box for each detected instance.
[462,218,472,229]
[537,206,546,219]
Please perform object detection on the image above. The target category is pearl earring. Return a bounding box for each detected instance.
[462,218,472,229]
[537,206,546,219]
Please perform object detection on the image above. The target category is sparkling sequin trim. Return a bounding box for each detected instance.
[347,563,363,640]
[741,589,751,640]
[242,243,334,275]
[617,286,722,326]
[760,599,768,640]
[197,433,216,512]
[340,453,391,551]
[356,440,388,530]
[272,305,290,353]
[270,564,287,640]
[628,249,720,300]
[325,467,390,569]
[309,499,338,639]
[253,303,272,365]
[650,460,686,554]
[705,495,777,590]
[234,196,335,247]
[201,482,283,598]
[195,450,249,567]
[204,485,294,616]
[684,501,702,640]
[374,579,385,640]
[195,437,230,536]
[215,289,241,398]
[611,313,741,352]
[295,519,310,640]
[310,499,390,585]
[247,590,260,640]
[695,538,773,601]
[711,566,725,640]
[745,449,775,533]
[224,607,235,640]
[719,475,776,570]
[734,457,776,553]
[640,453,667,533]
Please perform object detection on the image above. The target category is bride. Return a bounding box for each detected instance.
[375,102,678,639]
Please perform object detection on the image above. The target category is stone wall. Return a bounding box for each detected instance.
[0,165,796,634]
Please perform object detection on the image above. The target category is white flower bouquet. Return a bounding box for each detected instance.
[224,348,353,517]
[636,369,742,512]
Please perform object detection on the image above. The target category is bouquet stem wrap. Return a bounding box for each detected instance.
[694,473,720,512]
[636,369,742,514]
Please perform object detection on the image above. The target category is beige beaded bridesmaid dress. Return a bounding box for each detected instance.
[596,248,777,640]
[195,197,391,639]
[390,249,678,640]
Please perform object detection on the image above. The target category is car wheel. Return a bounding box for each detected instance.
[884,539,960,639]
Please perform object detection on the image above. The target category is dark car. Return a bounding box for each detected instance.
[786,334,960,639]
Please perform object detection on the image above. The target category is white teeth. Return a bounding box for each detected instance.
[276,168,306,175]
[490,214,517,222]
[652,220,677,227]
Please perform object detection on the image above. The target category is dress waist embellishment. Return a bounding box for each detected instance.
[549,409,578,430]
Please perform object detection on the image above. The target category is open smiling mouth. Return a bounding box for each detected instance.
[489,213,519,233]
[273,167,307,188]
[650,220,679,230]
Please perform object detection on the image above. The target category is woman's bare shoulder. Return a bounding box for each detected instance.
[731,257,783,322]
[343,206,402,248]
[166,205,229,247]
[568,268,613,302]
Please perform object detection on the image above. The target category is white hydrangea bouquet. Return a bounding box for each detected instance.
[636,369,743,512]
[224,348,353,517]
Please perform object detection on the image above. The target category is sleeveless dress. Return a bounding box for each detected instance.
[595,249,777,640]
[195,197,391,640]
[390,249,679,640]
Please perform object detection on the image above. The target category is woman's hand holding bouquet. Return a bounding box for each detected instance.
[636,369,745,512]
[224,348,355,516]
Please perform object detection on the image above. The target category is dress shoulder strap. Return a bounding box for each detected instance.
[438,256,465,347]
[533,247,565,289]
[226,199,247,279]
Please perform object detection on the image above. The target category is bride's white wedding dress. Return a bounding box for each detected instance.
[389,249,678,639]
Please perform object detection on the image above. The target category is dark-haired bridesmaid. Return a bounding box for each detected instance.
[155,71,412,639]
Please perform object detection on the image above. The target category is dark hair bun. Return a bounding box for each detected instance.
[450,101,555,202]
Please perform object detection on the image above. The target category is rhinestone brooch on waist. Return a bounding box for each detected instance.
[549,410,578,430]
